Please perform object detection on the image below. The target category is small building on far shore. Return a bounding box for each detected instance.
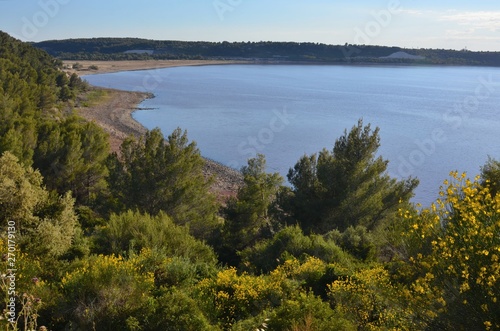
[124,50,154,55]
[380,51,425,60]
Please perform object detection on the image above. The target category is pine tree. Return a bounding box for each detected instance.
[286,119,418,233]
[219,154,283,265]
[34,117,110,205]
[108,128,218,239]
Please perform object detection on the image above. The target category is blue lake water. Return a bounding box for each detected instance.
[85,65,500,206]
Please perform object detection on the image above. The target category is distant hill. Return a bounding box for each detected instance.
[34,38,500,66]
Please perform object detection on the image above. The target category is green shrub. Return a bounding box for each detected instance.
[96,210,217,263]
[268,292,355,331]
[58,254,155,330]
[326,226,376,261]
[240,226,353,274]
[148,288,218,331]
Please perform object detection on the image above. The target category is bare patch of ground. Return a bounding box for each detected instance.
[76,88,149,151]
[63,59,250,75]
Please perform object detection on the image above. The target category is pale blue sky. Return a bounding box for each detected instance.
[1,0,499,50]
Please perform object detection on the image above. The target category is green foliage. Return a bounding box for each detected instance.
[0,103,37,166]
[148,288,217,331]
[132,248,217,288]
[0,31,102,204]
[327,226,376,261]
[481,156,500,196]
[0,239,49,331]
[197,267,286,330]
[0,151,45,226]
[108,128,218,239]
[155,257,213,288]
[0,32,83,118]
[268,292,355,331]
[220,154,283,265]
[240,226,353,274]
[96,210,217,263]
[58,254,155,330]
[286,119,418,234]
[69,72,87,90]
[398,172,500,330]
[199,257,357,331]
[329,265,417,330]
[34,116,110,205]
[0,152,78,258]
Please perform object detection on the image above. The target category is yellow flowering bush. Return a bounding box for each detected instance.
[328,264,416,330]
[0,239,49,331]
[197,267,287,330]
[59,254,155,330]
[270,257,326,285]
[402,172,500,330]
[199,258,359,331]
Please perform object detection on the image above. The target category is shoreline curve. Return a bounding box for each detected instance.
[72,60,244,200]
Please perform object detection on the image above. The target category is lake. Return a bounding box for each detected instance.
[85,64,500,206]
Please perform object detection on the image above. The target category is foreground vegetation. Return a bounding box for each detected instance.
[2,31,500,330]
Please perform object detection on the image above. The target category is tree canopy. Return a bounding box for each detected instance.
[108,127,218,239]
[286,119,418,234]
[220,154,283,264]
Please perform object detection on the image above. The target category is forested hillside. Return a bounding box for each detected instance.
[34,38,500,66]
[2,31,500,330]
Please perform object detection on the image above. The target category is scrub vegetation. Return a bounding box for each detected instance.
[1,31,500,330]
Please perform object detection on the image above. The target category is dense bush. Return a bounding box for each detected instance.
[327,225,376,261]
[398,172,500,330]
[57,254,155,330]
[240,225,353,274]
[96,210,217,263]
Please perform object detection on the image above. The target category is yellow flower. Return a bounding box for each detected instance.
[459,282,470,293]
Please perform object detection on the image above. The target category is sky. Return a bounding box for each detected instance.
[1,0,499,51]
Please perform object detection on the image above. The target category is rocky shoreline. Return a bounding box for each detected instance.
[76,87,243,200]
